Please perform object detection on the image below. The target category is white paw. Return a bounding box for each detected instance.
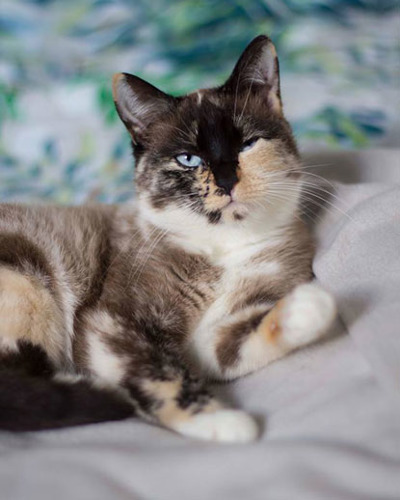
[281,283,336,347]
[174,409,259,443]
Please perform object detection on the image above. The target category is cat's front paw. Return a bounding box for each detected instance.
[280,283,336,348]
[174,409,259,443]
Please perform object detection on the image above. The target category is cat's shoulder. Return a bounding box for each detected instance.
[0,201,124,240]
[0,200,119,221]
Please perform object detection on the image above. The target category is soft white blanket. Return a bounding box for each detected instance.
[1,149,399,500]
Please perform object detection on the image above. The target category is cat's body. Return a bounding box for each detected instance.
[0,36,336,442]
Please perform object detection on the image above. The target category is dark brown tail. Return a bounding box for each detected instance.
[0,343,133,431]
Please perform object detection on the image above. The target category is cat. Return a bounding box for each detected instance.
[0,35,336,442]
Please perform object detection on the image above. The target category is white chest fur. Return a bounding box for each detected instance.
[137,194,298,270]
[135,197,299,376]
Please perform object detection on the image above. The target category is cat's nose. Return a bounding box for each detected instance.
[215,176,238,195]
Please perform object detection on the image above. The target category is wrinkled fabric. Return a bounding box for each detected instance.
[1,150,399,500]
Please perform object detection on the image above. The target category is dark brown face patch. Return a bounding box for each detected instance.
[135,90,299,223]
[114,35,301,225]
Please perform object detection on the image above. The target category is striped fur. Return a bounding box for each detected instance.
[0,36,336,441]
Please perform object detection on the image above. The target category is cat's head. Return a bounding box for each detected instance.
[113,35,301,227]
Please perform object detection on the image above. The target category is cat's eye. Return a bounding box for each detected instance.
[175,154,203,168]
[240,138,259,152]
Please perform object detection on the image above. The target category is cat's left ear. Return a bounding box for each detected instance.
[223,35,282,114]
[112,73,175,145]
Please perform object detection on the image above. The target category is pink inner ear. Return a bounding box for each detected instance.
[221,35,282,113]
[257,43,282,114]
[268,92,283,115]
[261,44,280,92]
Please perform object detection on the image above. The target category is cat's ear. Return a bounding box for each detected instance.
[112,73,175,144]
[223,35,282,114]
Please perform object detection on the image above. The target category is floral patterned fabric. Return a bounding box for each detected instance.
[0,0,399,203]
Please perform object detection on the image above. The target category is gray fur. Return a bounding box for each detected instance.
[0,36,333,438]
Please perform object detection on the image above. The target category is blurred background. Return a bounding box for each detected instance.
[0,0,399,204]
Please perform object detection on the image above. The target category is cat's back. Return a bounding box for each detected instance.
[0,202,116,240]
[0,202,121,304]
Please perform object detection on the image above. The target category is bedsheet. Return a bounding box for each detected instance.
[0,149,399,500]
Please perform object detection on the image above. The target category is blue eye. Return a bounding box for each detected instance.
[241,138,259,152]
[175,154,203,168]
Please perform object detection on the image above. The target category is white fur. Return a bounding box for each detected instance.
[174,409,258,443]
[87,332,125,384]
[183,227,284,376]
[189,253,280,377]
[0,336,19,353]
[53,373,85,384]
[190,293,230,376]
[139,186,297,377]
[138,178,307,382]
[244,260,281,277]
[281,283,336,347]
[138,189,299,267]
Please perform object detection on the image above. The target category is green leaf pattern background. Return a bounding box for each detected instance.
[0,0,399,203]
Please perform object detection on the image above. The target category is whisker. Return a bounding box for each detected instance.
[266,176,353,211]
[258,189,328,225]
[237,78,255,123]
[124,224,160,286]
[250,179,354,223]
[233,55,254,124]
[126,227,168,289]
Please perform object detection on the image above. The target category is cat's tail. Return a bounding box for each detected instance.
[0,343,133,431]
[0,342,259,441]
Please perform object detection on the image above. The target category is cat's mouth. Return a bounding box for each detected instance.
[221,198,249,221]
[202,187,250,221]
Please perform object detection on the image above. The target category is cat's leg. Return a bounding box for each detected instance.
[123,358,258,442]
[0,266,65,363]
[78,309,258,442]
[190,283,336,380]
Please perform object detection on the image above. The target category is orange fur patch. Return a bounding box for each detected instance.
[0,267,64,360]
[195,167,230,212]
[259,299,285,343]
[142,379,221,426]
[234,139,285,203]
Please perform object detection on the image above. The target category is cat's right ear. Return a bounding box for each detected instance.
[112,73,175,144]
